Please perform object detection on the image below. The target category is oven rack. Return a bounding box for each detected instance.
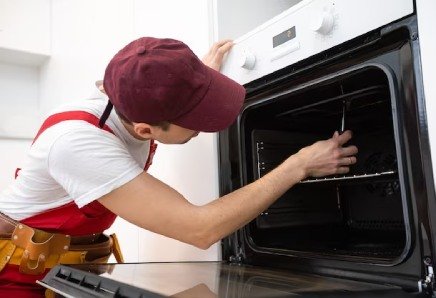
[276,84,388,119]
[299,170,397,184]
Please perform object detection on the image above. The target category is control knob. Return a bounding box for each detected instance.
[238,49,256,70]
[311,10,335,35]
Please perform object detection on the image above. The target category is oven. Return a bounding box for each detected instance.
[218,0,436,295]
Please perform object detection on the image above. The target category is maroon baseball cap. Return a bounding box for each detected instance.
[102,37,245,132]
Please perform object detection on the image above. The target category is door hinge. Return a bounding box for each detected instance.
[229,247,243,264]
[418,257,435,296]
[229,254,242,263]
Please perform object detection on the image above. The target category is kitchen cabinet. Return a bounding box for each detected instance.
[0,0,50,66]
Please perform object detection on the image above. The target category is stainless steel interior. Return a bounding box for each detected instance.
[241,66,408,263]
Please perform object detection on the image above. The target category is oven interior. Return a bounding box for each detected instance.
[241,66,408,263]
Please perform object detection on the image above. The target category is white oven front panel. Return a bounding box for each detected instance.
[221,0,414,85]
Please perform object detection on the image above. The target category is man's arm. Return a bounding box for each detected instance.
[99,131,357,249]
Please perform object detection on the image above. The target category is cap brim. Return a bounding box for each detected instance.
[172,68,246,132]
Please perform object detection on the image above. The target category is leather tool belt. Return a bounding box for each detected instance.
[0,212,123,275]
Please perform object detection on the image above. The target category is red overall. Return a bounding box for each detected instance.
[0,111,157,297]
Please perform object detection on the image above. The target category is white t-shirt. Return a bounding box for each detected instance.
[0,90,150,221]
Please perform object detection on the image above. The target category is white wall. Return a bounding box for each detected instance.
[0,62,38,191]
[0,62,41,138]
[0,139,31,190]
[0,0,48,195]
[39,0,136,112]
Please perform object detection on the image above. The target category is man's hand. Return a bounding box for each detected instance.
[296,130,358,178]
[202,39,234,71]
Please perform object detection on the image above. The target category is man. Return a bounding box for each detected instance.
[0,37,357,295]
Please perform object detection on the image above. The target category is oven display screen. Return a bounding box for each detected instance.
[273,27,296,48]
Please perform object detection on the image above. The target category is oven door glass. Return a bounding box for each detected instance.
[39,262,423,298]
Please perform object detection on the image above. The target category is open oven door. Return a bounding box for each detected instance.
[38,262,425,297]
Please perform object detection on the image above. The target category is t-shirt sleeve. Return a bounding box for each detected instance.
[47,127,143,208]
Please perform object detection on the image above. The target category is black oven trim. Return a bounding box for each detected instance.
[218,15,436,291]
[237,62,413,267]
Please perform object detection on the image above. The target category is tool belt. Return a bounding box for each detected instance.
[0,212,123,275]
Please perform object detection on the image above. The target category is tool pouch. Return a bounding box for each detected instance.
[11,224,70,275]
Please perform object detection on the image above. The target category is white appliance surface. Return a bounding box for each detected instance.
[416,0,436,191]
[221,0,414,85]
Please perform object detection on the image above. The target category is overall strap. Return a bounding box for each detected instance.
[31,110,156,171]
[15,111,116,179]
[33,111,114,144]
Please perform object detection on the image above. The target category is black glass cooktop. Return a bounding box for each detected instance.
[38,261,423,297]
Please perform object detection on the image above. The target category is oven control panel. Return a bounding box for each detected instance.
[220,0,414,85]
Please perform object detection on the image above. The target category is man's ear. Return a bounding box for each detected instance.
[133,123,153,139]
[96,80,107,94]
